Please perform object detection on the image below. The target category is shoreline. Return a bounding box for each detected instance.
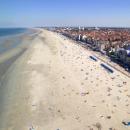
[0,28,41,79]
[0,48,26,80]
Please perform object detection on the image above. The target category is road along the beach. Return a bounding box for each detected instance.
[0,29,130,130]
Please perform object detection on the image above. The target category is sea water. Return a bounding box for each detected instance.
[0,28,31,54]
[0,28,27,37]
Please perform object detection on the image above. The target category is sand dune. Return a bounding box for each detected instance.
[0,29,130,130]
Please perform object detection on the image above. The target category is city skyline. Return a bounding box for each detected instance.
[0,0,130,27]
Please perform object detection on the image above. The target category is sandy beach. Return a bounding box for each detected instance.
[0,29,130,130]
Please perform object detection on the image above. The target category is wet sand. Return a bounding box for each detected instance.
[0,49,26,80]
[0,28,40,79]
[0,29,130,130]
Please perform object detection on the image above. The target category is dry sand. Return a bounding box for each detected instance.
[0,29,130,130]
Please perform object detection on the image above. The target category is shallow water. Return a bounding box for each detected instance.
[0,49,26,80]
[0,28,38,79]
[0,28,35,54]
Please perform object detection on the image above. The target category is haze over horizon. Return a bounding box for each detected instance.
[0,0,130,27]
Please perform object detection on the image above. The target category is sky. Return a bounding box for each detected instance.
[0,0,130,27]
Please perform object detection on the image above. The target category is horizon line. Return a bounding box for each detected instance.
[1,26,130,29]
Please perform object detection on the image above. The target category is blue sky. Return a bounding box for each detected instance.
[0,0,130,27]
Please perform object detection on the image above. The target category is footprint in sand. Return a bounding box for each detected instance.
[113,105,117,107]
[117,84,122,87]
[76,92,79,95]
[96,77,99,80]
[111,77,115,80]
[81,82,84,85]
[86,72,89,75]
[127,95,130,98]
[57,109,61,113]
[62,76,66,79]
[107,93,111,96]
[102,100,105,103]
[85,77,88,80]
[124,89,128,92]
[83,100,87,103]
[81,69,84,71]
[118,90,122,93]
[72,89,74,92]
[106,116,111,119]
[117,96,121,101]
[123,81,127,85]
[107,87,112,92]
